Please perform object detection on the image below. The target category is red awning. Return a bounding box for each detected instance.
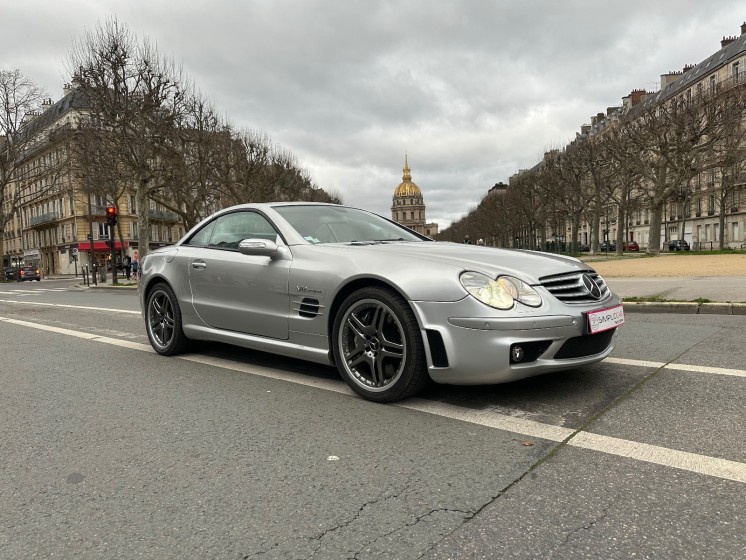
[77,241,129,252]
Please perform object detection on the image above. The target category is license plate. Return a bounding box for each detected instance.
[587,305,625,334]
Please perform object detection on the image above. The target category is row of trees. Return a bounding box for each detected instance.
[1,18,339,263]
[439,75,746,255]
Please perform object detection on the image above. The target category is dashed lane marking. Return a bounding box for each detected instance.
[606,356,746,378]
[1,316,745,484]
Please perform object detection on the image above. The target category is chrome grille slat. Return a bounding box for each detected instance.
[539,271,609,304]
[292,298,324,318]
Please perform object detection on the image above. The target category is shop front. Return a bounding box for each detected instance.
[76,240,130,272]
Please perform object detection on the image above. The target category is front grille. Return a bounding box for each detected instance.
[554,329,616,360]
[539,271,610,304]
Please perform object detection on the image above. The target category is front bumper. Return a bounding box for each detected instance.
[411,295,622,385]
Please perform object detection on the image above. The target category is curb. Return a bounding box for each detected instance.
[624,301,746,315]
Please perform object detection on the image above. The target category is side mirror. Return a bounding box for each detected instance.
[238,238,280,258]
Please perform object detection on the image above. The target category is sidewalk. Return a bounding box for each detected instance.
[604,276,746,315]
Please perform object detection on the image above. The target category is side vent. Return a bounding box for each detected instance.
[294,297,323,318]
[426,329,449,367]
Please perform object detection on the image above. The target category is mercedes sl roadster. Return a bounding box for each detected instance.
[139,203,624,402]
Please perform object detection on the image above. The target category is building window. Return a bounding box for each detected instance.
[410,212,414,220]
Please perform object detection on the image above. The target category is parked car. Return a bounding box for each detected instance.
[3,266,17,281]
[624,240,640,252]
[668,239,690,251]
[599,241,616,252]
[139,203,624,403]
[18,265,41,281]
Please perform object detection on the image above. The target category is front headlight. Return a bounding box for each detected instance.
[460,272,542,310]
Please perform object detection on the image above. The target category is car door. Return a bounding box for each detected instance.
[187,210,291,340]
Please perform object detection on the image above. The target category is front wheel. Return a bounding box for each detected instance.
[332,287,430,403]
[145,283,189,355]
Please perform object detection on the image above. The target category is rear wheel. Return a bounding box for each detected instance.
[332,287,430,402]
[145,283,189,355]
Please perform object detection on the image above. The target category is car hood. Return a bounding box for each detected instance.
[314,242,592,283]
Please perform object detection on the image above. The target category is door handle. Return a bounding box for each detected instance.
[191,261,207,269]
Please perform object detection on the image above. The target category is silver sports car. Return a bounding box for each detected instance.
[139,203,624,402]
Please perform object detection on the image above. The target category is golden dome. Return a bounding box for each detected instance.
[393,155,422,198]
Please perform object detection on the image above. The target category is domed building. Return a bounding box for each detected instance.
[390,156,439,237]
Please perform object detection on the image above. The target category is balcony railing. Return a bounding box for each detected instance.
[29,212,59,226]
[695,211,702,217]
[147,209,179,221]
[707,209,715,216]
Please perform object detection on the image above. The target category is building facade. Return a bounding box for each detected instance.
[390,156,439,237]
[2,84,183,275]
[537,23,746,252]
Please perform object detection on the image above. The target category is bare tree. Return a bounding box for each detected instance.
[67,17,187,260]
[541,147,593,252]
[149,89,227,230]
[704,81,746,249]
[0,68,49,266]
[621,93,720,254]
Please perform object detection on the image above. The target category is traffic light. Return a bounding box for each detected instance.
[106,206,118,226]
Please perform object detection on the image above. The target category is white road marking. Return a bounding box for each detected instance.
[0,290,42,295]
[0,317,151,350]
[1,316,745,484]
[605,357,666,368]
[664,363,746,378]
[0,299,140,314]
[606,356,746,378]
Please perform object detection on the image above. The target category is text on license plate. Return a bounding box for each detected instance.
[587,305,625,334]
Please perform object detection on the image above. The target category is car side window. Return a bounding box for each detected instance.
[208,211,278,250]
[184,220,216,247]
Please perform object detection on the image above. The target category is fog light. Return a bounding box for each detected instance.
[511,345,524,363]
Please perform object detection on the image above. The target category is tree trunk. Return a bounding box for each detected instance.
[647,203,664,255]
[136,182,151,260]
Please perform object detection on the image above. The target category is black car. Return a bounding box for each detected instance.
[599,241,616,252]
[18,265,41,281]
[668,239,690,251]
[3,267,17,281]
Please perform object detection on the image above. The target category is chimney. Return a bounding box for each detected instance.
[630,89,646,106]
[741,22,746,35]
[721,35,737,48]
[580,124,591,135]
[683,64,695,73]
[661,71,682,89]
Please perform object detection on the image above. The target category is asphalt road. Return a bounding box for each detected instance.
[0,278,744,559]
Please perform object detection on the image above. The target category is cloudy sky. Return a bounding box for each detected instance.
[2,1,744,228]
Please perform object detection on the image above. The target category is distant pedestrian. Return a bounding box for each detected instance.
[123,255,132,280]
[131,259,138,279]
[463,235,472,244]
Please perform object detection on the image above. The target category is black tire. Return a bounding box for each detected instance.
[332,286,430,403]
[145,283,190,356]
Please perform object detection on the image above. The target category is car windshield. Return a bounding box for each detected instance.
[273,205,426,244]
